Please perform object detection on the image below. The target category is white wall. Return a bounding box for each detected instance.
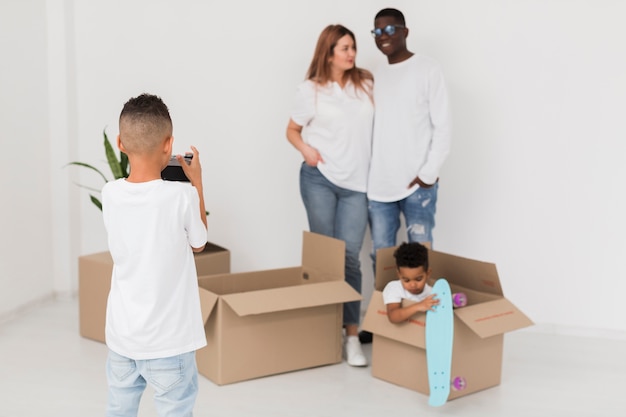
[2,1,625,336]
[0,0,55,318]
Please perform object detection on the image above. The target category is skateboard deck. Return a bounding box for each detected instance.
[425,278,454,407]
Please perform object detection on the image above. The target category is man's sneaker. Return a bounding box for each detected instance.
[345,335,367,367]
[358,330,373,344]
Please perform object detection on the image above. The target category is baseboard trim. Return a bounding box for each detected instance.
[522,323,626,341]
[0,292,75,325]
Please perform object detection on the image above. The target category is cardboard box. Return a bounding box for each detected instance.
[195,231,361,385]
[362,246,533,400]
[78,242,230,343]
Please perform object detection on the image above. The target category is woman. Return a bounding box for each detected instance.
[286,24,374,367]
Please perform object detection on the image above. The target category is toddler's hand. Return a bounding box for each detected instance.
[420,294,440,312]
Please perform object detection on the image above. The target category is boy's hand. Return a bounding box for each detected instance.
[177,146,202,188]
[419,294,440,312]
[178,145,208,231]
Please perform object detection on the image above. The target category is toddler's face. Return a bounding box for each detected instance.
[397,266,430,295]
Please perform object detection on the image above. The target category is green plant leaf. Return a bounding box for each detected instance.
[90,195,103,211]
[65,161,109,183]
[71,182,102,193]
[103,130,125,179]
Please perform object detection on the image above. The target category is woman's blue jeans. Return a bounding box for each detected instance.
[299,163,367,326]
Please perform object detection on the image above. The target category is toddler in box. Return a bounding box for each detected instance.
[383,242,440,323]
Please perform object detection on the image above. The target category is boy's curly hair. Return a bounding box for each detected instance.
[393,242,429,270]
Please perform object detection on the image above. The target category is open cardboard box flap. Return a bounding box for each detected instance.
[375,246,505,297]
[362,290,533,348]
[198,289,219,325]
[197,231,355,321]
[219,280,361,316]
[429,250,504,296]
[454,298,533,338]
[301,231,345,281]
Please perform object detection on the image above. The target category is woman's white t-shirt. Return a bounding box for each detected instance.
[290,79,374,192]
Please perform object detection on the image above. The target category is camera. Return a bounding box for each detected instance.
[161,154,192,182]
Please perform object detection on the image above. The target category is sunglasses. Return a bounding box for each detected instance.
[371,25,405,38]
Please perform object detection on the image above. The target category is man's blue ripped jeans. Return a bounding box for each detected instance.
[368,184,439,273]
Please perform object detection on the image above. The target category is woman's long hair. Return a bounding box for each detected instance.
[306,24,373,98]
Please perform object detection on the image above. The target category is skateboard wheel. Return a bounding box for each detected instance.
[452,292,467,308]
[452,376,467,391]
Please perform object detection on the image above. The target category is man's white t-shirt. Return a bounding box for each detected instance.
[102,179,208,360]
[382,280,433,305]
[368,54,452,202]
[290,79,374,192]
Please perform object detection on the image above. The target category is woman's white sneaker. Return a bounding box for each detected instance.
[345,335,367,367]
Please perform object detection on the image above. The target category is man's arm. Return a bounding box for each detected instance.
[410,65,452,188]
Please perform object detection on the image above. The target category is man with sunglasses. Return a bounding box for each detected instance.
[360,8,452,344]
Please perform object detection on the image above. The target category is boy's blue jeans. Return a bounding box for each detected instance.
[299,163,367,326]
[106,350,198,417]
[368,184,439,274]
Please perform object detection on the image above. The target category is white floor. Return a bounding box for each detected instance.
[1,298,625,417]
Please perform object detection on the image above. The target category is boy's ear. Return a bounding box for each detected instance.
[117,135,126,152]
[163,136,173,155]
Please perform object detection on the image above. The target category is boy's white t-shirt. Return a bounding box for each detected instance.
[102,179,208,360]
[290,79,374,192]
[382,280,433,305]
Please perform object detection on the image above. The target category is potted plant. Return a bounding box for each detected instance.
[66,129,128,210]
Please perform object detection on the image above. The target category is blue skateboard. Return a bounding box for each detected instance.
[425,278,455,407]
